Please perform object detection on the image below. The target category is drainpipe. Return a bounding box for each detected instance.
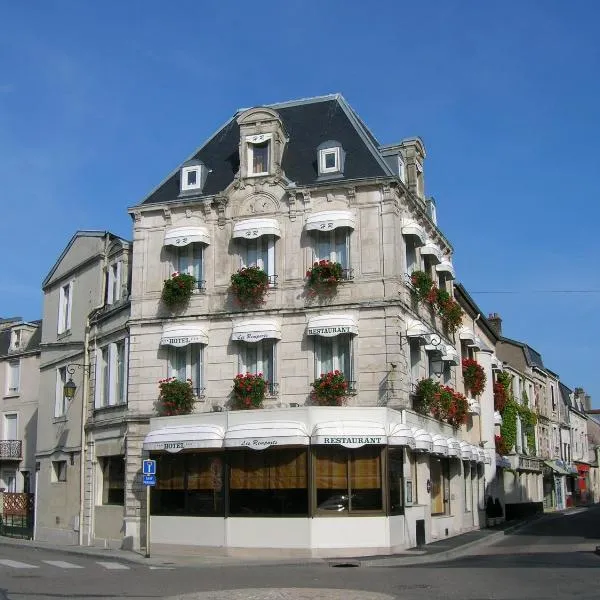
[78,233,110,546]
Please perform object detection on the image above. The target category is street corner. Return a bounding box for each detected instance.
[165,589,396,600]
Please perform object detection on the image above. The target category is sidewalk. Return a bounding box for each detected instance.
[0,515,542,569]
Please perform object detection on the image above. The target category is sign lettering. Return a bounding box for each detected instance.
[161,335,205,347]
[240,439,279,449]
[173,237,189,246]
[232,331,272,342]
[321,436,383,448]
[307,326,351,336]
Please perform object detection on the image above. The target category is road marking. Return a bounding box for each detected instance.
[43,560,84,569]
[149,566,175,570]
[564,508,588,516]
[0,559,39,569]
[96,561,130,570]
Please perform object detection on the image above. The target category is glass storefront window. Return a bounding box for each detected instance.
[430,456,450,515]
[229,448,308,516]
[315,446,383,513]
[388,448,404,514]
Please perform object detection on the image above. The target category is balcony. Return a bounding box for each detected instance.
[0,440,22,460]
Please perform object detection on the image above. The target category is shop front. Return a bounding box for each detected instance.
[141,407,487,555]
[574,463,591,505]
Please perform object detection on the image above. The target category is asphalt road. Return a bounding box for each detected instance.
[0,507,599,600]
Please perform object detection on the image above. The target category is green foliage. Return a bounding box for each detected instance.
[232,372,267,409]
[230,266,269,307]
[413,378,439,414]
[311,370,348,406]
[162,272,196,307]
[413,378,468,428]
[305,260,344,297]
[500,399,518,453]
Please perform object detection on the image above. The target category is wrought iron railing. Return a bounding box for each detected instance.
[341,268,354,281]
[193,387,206,398]
[267,274,279,287]
[0,440,22,459]
[196,280,206,291]
[346,380,358,394]
[266,382,280,397]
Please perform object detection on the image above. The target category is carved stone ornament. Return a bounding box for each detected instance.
[346,186,356,205]
[163,207,172,223]
[287,190,297,220]
[301,189,311,210]
[185,209,192,219]
[133,210,142,223]
[213,195,228,227]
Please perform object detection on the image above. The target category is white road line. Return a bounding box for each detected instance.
[564,508,588,516]
[0,559,39,569]
[43,560,84,569]
[96,561,130,570]
[149,566,175,570]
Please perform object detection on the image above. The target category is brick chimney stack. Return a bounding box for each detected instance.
[488,312,502,336]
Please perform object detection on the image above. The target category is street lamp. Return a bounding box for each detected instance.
[63,363,90,399]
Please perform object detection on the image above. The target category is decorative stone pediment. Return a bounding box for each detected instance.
[237,192,281,217]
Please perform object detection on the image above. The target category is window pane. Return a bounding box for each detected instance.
[337,335,351,381]
[191,344,203,393]
[116,341,126,403]
[334,228,348,269]
[177,246,191,275]
[229,448,308,516]
[260,339,274,384]
[388,449,404,514]
[171,347,187,381]
[315,231,331,262]
[187,170,197,186]
[405,238,417,272]
[152,454,186,514]
[252,142,269,173]
[349,447,382,511]
[102,347,110,406]
[192,244,203,283]
[315,446,349,512]
[325,152,336,169]
[317,337,334,374]
[102,456,125,505]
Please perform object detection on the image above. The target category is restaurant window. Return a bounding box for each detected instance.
[388,448,404,515]
[151,452,224,516]
[463,460,472,512]
[239,235,276,282]
[313,227,350,271]
[101,456,125,505]
[172,244,204,289]
[169,344,204,396]
[314,334,353,383]
[430,456,450,515]
[229,448,308,516]
[239,339,276,394]
[314,445,383,513]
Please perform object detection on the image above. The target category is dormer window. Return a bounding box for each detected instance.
[180,160,207,195]
[246,134,271,176]
[317,141,344,178]
[11,329,21,350]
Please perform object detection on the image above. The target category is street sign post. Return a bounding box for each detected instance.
[142,459,157,559]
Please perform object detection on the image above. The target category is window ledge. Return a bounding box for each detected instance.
[53,416,68,424]
[57,330,71,340]
[3,393,20,400]
[94,403,127,415]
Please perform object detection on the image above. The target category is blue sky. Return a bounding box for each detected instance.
[1,1,599,405]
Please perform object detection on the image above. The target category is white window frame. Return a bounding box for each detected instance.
[55,367,68,418]
[409,338,421,386]
[168,344,205,396]
[58,281,73,334]
[240,235,276,281]
[172,244,204,288]
[3,413,18,441]
[246,134,271,177]
[6,360,20,395]
[181,165,203,192]
[314,334,353,383]
[107,261,122,305]
[313,227,350,270]
[238,340,276,389]
[319,147,340,174]
[94,339,129,408]
[1,470,17,493]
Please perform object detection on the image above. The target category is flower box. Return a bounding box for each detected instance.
[306,260,344,297]
[162,272,196,308]
[232,372,267,410]
[311,370,348,406]
[158,378,195,416]
[230,266,269,308]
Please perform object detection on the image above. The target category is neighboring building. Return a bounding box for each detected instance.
[35,231,130,544]
[0,318,41,493]
[570,387,591,505]
[124,94,491,554]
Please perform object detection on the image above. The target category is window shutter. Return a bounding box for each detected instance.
[94,350,102,409]
[55,369,63,417]
[116,261,122,301]
[108,343,118,406]
[123,337,129,404]
[107,267,114,305]
[58,286,65,333]
[66,281,74,330]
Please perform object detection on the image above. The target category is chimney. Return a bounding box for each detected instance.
[488,312,502,336]
[584,395,592,412]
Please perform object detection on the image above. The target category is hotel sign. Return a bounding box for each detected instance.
[307,326,351,337]
[161,335,204,347]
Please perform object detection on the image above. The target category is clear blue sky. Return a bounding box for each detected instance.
[1,1,598,405]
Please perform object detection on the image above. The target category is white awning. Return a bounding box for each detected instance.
[458,326,476,343]
[435,260,456,279]
[401,220,426,246]
[432,434,449,456]
[484,450,492,465]
[411,428,433,453]
[441,344,460,365]
[476,448,486,464]
[143,424,224,452]
[491,354,503,371]
[387,423,416,449]
[305,210,356,232]
[468,399,481,415]
[224,421,309,449]
[447,438,461,458]
[307,314,358,337]
[164,226,210,247]
[469,336,483,351]
[231,319,281,342]
[312,421,386,448]
[160,323,209,347]
[459,440,473,460]
[420,242,443,264]
[232,218,281,239]
[405,318,429,338]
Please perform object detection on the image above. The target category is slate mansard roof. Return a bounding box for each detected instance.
[0,320,42,357]
[140,94,394,206]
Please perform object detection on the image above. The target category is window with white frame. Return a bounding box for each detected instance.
[173,244,204,289]
[4,413,17,441]
[238,339,276,393]
[180,164,205,193]
[11,329,21,350]
[398,155,406,183]
[409,338,421,386]
[58,281,73,334]
[246,134,271,176]
[240,235,276,282]
[95,340,128,408]
[314,334,353,384]
[313,228,350,272]
[404,235,418,274]
[317,140,344,177]
[169,344,204,396]
[55,366,68,417]
[107,261,122,305]
[6,360,20,394]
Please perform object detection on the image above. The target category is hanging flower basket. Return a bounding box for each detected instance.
[158,377,195,416]
[230,266,269,308]
[162,271,196,308]
[462,358,487,396]
[306,260,344,297]
[414,378,468,427]
[413,377,439,415]
[494,381,508,413]
[495,434,510,456]
[232,372,267,410]
[409,272,463,332]
[311,370,348,406]
[410,270,434,301]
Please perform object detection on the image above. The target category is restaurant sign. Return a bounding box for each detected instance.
[318,436,385,449]
[231,331,273,343]
[307,326,351,337]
